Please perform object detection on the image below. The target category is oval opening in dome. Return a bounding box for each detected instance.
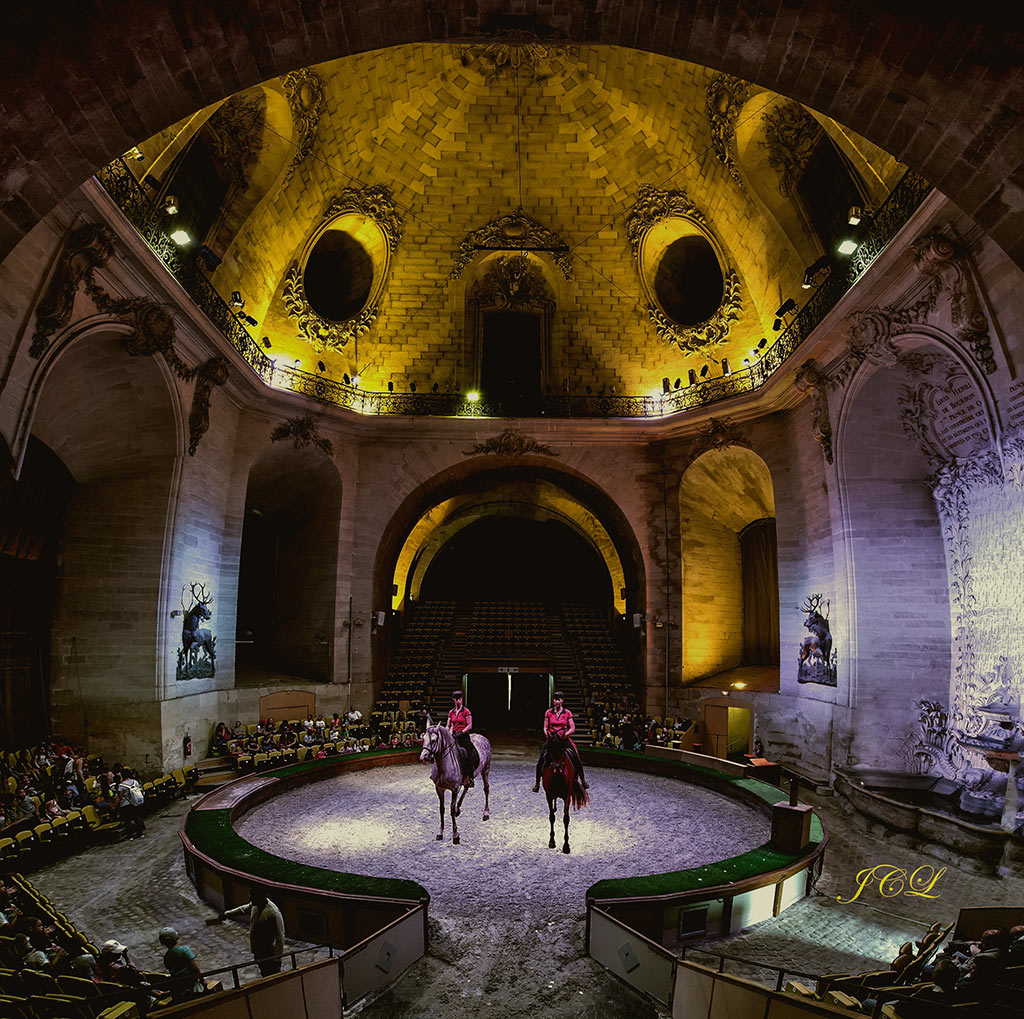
[303,230,374,322]
[653,235,724,327]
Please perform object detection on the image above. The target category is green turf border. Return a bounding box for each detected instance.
[184,751,428,902]
[583,748,823,900]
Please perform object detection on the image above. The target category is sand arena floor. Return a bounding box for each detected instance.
[234,755,770,1018]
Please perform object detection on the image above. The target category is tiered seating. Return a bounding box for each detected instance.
[376,601,456,713]
[0,873,157,1018]
[465,602,548,658]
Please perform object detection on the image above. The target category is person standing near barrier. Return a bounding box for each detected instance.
[218,885,285,976]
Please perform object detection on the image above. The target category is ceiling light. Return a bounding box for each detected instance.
[261,337,272,349]
[230,291,244,308]
[163,195,178,215]
[732,681,747,689]
[169,228,191,245]
[466,390,481,403]
[837,238,859,255]
[847,206,863,226]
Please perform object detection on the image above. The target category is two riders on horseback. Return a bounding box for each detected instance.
[532,691,589,793]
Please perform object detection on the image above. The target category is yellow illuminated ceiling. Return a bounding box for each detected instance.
[133,43,905,397]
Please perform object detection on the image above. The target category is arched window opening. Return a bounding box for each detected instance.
[740,517,779,666]
[795,136,867,262]
[480,311,544,414]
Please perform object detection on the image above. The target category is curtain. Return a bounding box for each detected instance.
[740,517,779,665]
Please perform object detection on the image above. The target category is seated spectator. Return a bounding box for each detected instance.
[259,733,276,753]
[17,784,39,820]
[314,714,326,732]
[302,714,315,732]
[210,722,231,755]
[264,718,277,734]
[328,727,341,742]
[16,932,66,972]
[158,927,204,1002]
[279,727,297,749]
[346,706,362,724]
[390,733,402,749]
[331,712,342,728]
[301,731,315,747]
[42,796,67,820]
[69,952,97,980]
[403,734,415,748]
[313,747,327,760]
[97,940,146,986]
[231,720,246,740]
[1007,924,1024,958]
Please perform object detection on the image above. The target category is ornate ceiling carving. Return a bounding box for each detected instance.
[759,100,821,197]
[468,254,555,310]
[281,69,325,186]
[206,93,266,189]
[450,210,572,281]
[463,427,559,457]
[271,415,334,456]
[456,30,577,84]
[705,74,750,189]
[625,183,708,256]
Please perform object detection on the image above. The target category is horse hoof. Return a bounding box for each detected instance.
[548,841,556,849]
[436,833,443,841]
[482,813,489,821]
[453,836,460,845]
[563,845,571,854]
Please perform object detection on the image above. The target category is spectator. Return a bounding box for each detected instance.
[279,726,297,750]
[231,720,246,740]
[158,927,204,1002]
[330,712,342,730]
[302,714,315,733]
[218,886,285,977]
[113,770,146,839]
[96,939,146,987]
[346,706,362,725]
[17,932,66,972]
[70,952,97,980]
[210,723,231,755]
[264,718,277,735]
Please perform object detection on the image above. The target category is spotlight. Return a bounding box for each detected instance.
[409,381,417,393]
[127,146,145,161]
[847,206,863,226]
[662,377,671,394]
[837,238,859,255]
[466,390,481,402]
[317,360,326,373]
[169,228,192,246]
[758,338,767,350]
[351,375,360,387]
[197,245,221,270]
[244,314,258,326]
[163,195,178,215]
[773,298,797,330]
[699,364,709,378]
[230,291,244,309]
[687,369,697,387]
[293,358,301,367]
[142,174,161,190]
[721,359,731,376]
[387,381,394,392]
[743,358,750,368]
[751,348,761,358]
[673,378,681,390]
[431,382,439,393]
[261,337,272,349]
[343,373,351,385]
[802,254,831,288]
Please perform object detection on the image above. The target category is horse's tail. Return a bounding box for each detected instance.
[564,758,589,811]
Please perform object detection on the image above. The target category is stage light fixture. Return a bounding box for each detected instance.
[261,337,272,349]
[343,373,351,385]
[409,381,417,393]
[230,291,244,308]
[847,206,863,226]
[673,378,681,390]
[773,298,797,330]
[721,359,731,376]
[743,358,750,368]
[242,314,258,326]
[143,173,161,189]
[466,390,481,402]
[387,381,394,392]
[317,360,326,373]
[351,375,360,386]
[699,364,709,378]
[169,228,191,246]
[163,195,179,215]
[431,382,439,393]
[662,377,671,394]
[127,146,145,161]
[837,238,859,255]
[802,254,831,288]
[687,369,697,387]
[197,245,221,270]
[758,337,767,350]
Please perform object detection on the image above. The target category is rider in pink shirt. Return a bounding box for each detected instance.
[532,691,589,792]
[447,689,479,786]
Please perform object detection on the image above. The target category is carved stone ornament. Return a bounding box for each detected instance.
[625,184,708,256]
[270,415,334,456]
[647,272,742,357]
[282,263,380,353]
[463,427,559,458]
[468,254,555,310]
[281,69,325,185]
[911,230,997,374]
[206,93,266,189]
[450,210,573,281]
[284,184,403,353]
[31,225,115,357]
[794,360,834,465]
[759,100,822,198]
[705,74,750,189]
[188,357,230,456]
[455,29,577,84]
[690,417,750,458]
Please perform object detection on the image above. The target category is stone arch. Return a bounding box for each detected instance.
[237,440,343,683]
[25,325,181,764]
[678,445,777,684]
[2,7,1022,269]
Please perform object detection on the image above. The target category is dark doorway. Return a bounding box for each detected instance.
[467,673,504,731]
[481,311,542,414]
[796,138,865,260]
[510,673,549,728]
[467,671,549,731]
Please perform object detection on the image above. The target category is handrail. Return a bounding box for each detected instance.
[94,160,932,420]
[680,944,823,992]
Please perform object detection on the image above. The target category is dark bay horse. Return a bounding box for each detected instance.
[542,735,590,854]
[420,723,491,845]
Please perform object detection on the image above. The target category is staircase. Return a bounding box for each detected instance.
[193,755,236,790]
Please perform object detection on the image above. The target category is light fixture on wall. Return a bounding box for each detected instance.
[802,254,831,288]
[387,381,394,392]
[229,291,244,309]
[772,299,797,331]
[837,237,859,255]
[662,377,671,394]
[758,337,767,350]
[317,360,326,373]
[343,373,351,385]
[169,228,191,246]
[687,369,697,386]
[163,195,179,215]
[466,390,480,402]
[699,364,709,378]
[409,381,417,393]
[261,337,272,349]
[721,359,731,376]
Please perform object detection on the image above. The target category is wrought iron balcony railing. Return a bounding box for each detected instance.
[96,160,931,420]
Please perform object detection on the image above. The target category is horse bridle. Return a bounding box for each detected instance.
[423,726,460,772]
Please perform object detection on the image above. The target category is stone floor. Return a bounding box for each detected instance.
[26,753,1024,1017]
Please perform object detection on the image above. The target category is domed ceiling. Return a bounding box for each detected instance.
[127,42,906,401]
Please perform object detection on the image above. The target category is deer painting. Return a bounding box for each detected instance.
[177,582,216,680]
[797,593,835,685]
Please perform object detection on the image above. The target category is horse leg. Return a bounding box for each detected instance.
[548,796,556,849]
[455,781,470,817]
[562,797,571,854]
[436,789,445,841]
[481,767,490,821]
[451,794,460,845]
